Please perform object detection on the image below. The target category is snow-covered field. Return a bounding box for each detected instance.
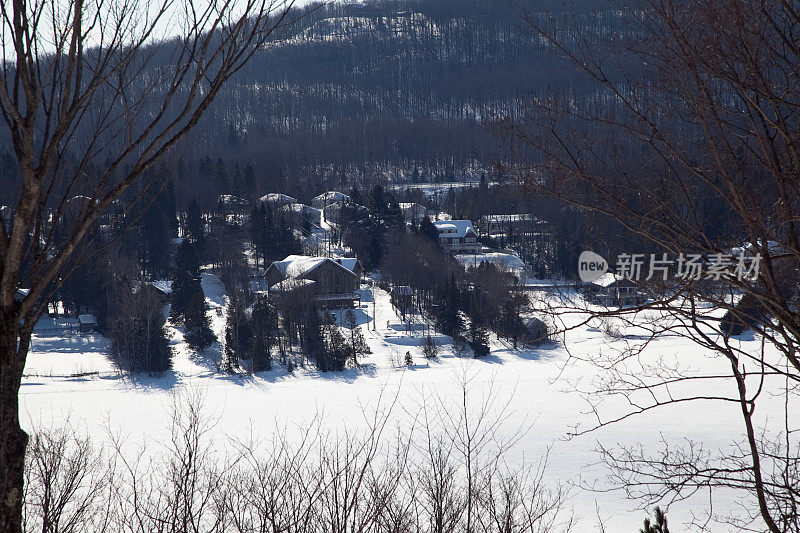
[20,273,779,531]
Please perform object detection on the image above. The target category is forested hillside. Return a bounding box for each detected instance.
[153,0,605,205]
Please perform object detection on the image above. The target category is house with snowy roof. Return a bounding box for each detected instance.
[311,191,350,210]
[398,202,427,223]
[266,255,363,308]
[432,220,480,252]
[586,272,645,307]
[259,193,297,209]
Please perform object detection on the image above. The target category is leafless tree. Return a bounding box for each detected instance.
[0,0,299,528]
[506,1,800,530]
[23,424,114,533]
[24,381,573,533]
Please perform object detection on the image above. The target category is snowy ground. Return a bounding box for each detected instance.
[20,273,781,531]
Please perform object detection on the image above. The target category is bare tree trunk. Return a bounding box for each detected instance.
[0,326,29,533]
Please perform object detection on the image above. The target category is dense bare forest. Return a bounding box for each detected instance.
[0,0,606,207]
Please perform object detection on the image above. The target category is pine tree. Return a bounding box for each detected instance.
[640,507,669,533]
[436,274,461,338]
[171,240,202,321]
[468,295,490,357]
[318,312,349,371]
[344,309,370,365]
[250,297,277,370]
[185,197,206,254]
[185,291,216,351]
[249,204,265,268]
[422,335,438,358]
[419,215,439,244]
[141,201,171,279]
[223,298,251,373]
[141,298,172,374]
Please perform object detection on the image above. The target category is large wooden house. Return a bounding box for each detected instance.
[266,255,363,308]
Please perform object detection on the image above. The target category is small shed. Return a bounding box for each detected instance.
[521,317,548,345]
[78,314,97,333]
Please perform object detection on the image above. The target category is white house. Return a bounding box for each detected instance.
[432,220,480,252]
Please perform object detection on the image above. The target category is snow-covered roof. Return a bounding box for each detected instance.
[455,253,525,271]
[218,194,247,205]
[731,240,791,258]
[259,193,297,205]
[480,214,539,223]
[391,285,414,295]
[313,191,349,203]
[271,255,360,280]
[280,202,320,213]
[150,280,173,294]
[78,314,97,325]
[433,220,476,238]
[591,272,638,288]
[268,278,316,292]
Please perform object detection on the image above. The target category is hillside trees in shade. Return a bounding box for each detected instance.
[125,0,621,206]
[185,198,207,254]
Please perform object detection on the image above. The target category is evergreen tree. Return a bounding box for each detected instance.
[107,279,172,374]
[243,164,256,200]
[185,197,206,252]
[344,309,370,365]
[422,335,438,358]
[249,204,266,268]
[468,293,490,357]
[223,297,251,372]
[250,296,277,372]
[469,320,490,357]
[640,507,669,533]
[141,201,171,279]
[171,240,202,321]
[214,157,228,193]
[349,186,364,207]
[435,273,461,337]
[419,215,439,244]
[317,312,349,371]
[184,291,216,351]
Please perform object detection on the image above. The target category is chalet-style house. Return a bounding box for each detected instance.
[266,255,363,308]
[259,193,297,209]
[586,272,646,307]
[432,220,480,252]
[399,202,427,223]
[312,191,350,210]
